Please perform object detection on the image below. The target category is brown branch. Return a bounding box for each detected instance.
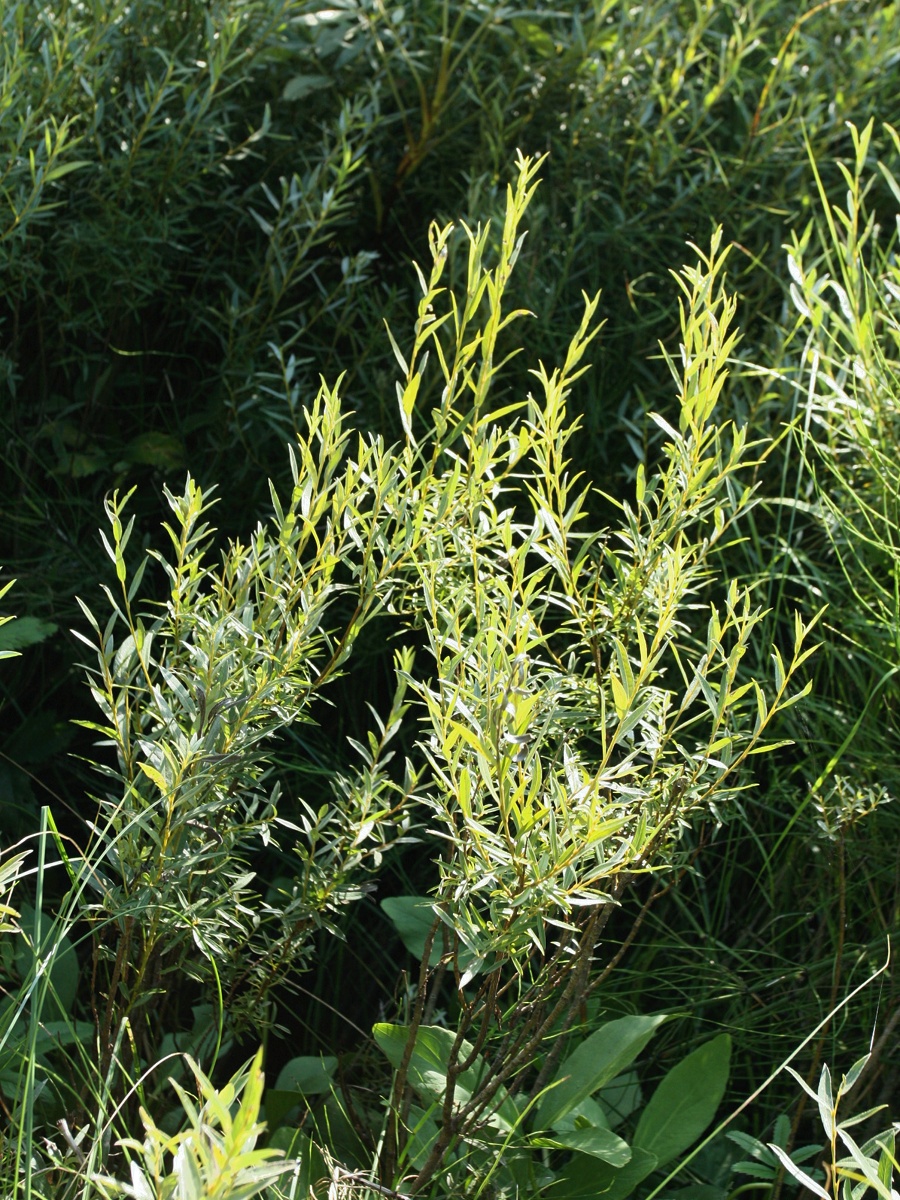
[383,915,441,1184]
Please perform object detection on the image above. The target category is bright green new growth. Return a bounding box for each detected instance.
[93,1049,295,1200]
[33,154,816,1197]
[766,1056,898,1200]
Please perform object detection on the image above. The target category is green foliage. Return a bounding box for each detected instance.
[534,1015,667,1131]
[0,849,26,937]
[93,1049,296,1200]
[728,1113,826,1191]
[1,153,820,1199]
[370,1009,730,1198]
[0,574,20,664]
[766,1057,897,1200]
[2,1,900,1198]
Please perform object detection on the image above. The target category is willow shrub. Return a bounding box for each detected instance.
[0,155,822,1198]
[5,0,900,902]
[599,121,900,1154]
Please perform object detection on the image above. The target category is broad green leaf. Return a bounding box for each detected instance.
[537,1014,668,1130]
[532,1124,631,1166]
[553,1096,609,1131]
[0,1015,93,1087]
[264,1090,300,1129]
[158,1003,232,1088]
[552,1146,658,1200]
[633,1034,732,1169]
[664,1187,728,1199]
[274,1055,337,1096]
[61,450,107,477]
[381,896,475,970]
[597,1070,642,1129]
[381,896,440,965]
[267,1130,328,1200]
[0,616,57,652]
[14,906,79,1021]
[403,1104,441,1170]
[282,74,332,101]
[124,431,186,470]
[373,1023,520,1133]
[511,18,556,57]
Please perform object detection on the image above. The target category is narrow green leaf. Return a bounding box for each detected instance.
[138,761,169,793]
[635,463,646,505]
[43,159,90,183]
[610,674,629,721]
[877,1131,895,1192]
[817,1064,835,1139]
[383,319,409,375]
[767,1144,831,1199]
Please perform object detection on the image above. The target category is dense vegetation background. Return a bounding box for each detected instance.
[1,1,898,1197]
